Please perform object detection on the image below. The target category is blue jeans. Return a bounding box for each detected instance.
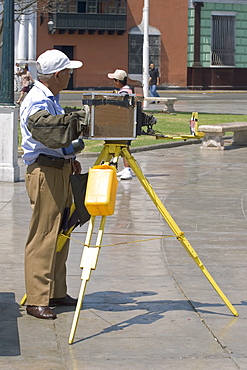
[149,85,160,98]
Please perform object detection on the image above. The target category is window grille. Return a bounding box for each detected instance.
[128,34,160,75]
[68,1,77,12]
[88,1,97,13]
[117,0,126,14]
[108,0,116,14]
[211,15,235,66]
[55,0,126,14]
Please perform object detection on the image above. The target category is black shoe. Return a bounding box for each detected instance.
[26,305,57,319]
[49,294,78,306]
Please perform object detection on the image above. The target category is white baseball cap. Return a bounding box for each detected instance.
[107,69,127,80]
[37,49,83,74]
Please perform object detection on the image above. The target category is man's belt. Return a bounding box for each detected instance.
[35,154,73,169]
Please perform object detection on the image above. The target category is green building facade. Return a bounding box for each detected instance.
[187,0,247,89]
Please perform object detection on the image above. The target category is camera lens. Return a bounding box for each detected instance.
[71,138,85,153]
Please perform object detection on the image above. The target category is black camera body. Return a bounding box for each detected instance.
[136,101,157,136]
[80,93,156,140]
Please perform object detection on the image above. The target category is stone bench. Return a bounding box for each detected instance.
[144,97,177,113]
[198,122,247,149]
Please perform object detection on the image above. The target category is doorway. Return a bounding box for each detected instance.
[54,45,74,90]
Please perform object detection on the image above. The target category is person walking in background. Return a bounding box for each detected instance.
[14,62,21,92]
[15,66,34,105]
[149,62,160,103]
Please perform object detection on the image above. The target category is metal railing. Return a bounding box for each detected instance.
[211,15,235,66]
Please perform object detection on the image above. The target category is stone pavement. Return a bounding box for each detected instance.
[1,139,247,369]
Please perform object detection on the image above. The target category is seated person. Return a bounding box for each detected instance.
[107,69,157,180]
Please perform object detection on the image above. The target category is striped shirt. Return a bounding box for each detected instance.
[118,84,133,95]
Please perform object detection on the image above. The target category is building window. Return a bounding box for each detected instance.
[211,14,235,66]
[128,34,161,75]
[78,1,87,12]
[88,1,97,13]
[55,0,126,14]
[108,0,116,14]
[68,0,77,12]
[98,1,107,14]
[117,0,126,14]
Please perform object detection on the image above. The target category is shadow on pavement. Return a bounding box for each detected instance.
[0,292,21,356]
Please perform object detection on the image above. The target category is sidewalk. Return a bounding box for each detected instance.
[1,142,247,369]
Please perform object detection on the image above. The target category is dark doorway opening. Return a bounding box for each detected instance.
[54,45,74,90]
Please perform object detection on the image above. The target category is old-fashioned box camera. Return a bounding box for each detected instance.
[82,93,137,141]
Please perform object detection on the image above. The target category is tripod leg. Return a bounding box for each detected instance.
[122,148,238,317]
[69,216,106,344]
[20,293,27,306]
[94,144,113,165]
[56,203,77,252]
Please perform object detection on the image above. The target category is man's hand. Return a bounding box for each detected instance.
[75,105,91,131]
[73,159,81,174]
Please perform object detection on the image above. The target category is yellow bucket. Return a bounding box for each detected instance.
[85,165,118,216]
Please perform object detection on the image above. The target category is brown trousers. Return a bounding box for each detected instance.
[25,162,73,306]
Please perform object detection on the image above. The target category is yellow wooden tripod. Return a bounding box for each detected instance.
[68,141,238,345]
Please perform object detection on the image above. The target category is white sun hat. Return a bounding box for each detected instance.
[37,49,83,74]
[107,69,127,80]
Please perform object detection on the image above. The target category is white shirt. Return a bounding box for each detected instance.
[14,65,20,75]
[20,80,68,165]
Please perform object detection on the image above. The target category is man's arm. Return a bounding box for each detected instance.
[156,69,160,85]
[27,107,90,149]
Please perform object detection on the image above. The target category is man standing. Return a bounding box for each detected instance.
[149,62,160,103]
[20,49,89,319]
